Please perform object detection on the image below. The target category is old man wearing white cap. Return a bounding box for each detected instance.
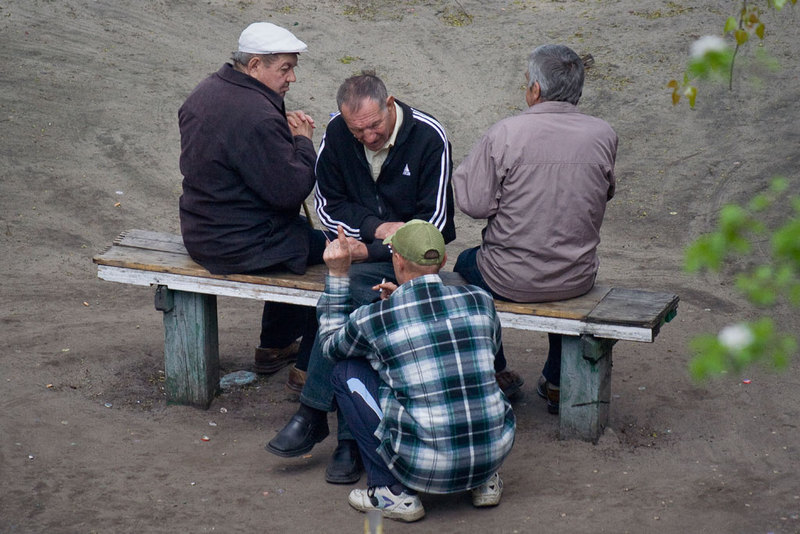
[179,22,326,391]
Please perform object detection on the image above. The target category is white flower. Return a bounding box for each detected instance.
[718,323,754,350]
[690,35,729,59]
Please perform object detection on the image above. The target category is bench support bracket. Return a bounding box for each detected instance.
[559,335,616,442]
[156,286,220,408]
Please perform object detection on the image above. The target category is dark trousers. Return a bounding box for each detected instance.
[331,358,399,488]
[454,246,562,385]
[259,225,327,369]
[299,261,397,441]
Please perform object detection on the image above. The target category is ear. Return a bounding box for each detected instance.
[247,55,261,73]
[439,253,448,270]
[385,95,396,109]
[526,81,540,107]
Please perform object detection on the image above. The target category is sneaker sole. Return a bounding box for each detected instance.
[472,493,502,507]
[383,507,425,522]
[348,496,425,522]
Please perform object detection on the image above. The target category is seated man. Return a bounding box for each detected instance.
[319,221,516,522]
[178,22,325,384]
[452,44,618,414]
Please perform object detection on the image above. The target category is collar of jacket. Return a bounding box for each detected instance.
[524,100,579,115]
[216,62,285,115]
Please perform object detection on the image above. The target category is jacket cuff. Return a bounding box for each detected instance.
[365,241,392,262]
[360,215,383,242]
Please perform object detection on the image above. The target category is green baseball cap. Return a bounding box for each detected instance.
[382,219,445,266]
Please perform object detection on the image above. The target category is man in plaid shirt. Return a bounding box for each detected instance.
[318,220,516,522]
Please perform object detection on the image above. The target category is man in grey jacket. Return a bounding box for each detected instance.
[452,44,618,415]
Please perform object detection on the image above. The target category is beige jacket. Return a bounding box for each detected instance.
[453,101,617,302]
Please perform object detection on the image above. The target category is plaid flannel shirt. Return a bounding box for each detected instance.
[318,273,516,494]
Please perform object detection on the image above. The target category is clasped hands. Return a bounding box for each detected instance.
[286,110,315,139]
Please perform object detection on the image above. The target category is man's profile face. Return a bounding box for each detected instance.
[340,96,397,151]
[251,53,298,97]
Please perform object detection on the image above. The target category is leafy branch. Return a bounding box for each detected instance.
[685,178,800,379]
[668,0,796,107]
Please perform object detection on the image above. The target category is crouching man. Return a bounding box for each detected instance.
[317,220,516,522]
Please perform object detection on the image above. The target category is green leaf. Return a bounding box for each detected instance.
[788,282,800,307]
[756,23,765,39]
[748,193,771,212]
[735,29,750,45]
[770,177,789,193]
[724,16,738,33]
[772,218,800,263]
[685,234,725,272]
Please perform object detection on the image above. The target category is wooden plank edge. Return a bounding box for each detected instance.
[93,256,326,292]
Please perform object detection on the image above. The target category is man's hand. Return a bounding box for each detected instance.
[287,110,315,139]
[323,225,352,277]
[371,279,398,300]
[346,237,369,262]
[374,221,405,241]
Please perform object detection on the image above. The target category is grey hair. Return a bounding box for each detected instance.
[230,51,279,68]
[336,70,388,113]
[526,44,584,105]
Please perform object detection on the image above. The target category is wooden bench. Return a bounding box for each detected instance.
[94,229,679,442]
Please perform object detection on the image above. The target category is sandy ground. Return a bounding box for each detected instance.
[2,0,800,532]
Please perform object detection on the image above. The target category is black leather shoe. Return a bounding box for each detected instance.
[266,413,329,457]
[325,440,363,484]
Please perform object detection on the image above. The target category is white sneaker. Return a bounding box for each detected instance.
[471,472,503,507]
[348,486,425,522]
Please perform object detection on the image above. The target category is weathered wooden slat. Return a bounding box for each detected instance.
[116,229,187,254]
[95,245,328,291]
[97,265,323,307]
[588,288,679,328]
[440,272,612,320]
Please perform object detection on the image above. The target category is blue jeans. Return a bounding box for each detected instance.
[331,358,398,488]
[454,246,562,386]
[299,261,397,441]
[259,226,327,369]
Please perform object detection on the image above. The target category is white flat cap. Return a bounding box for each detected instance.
[238,22,307,54]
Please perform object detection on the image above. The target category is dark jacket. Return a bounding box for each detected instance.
[178,64,317,275]
[314,100,455,262]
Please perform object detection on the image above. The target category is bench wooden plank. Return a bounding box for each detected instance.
[114,228,187,254]
[94,230,678,342]
[95,231,677,326]
[588,288,679,329]
[96,244,328,292]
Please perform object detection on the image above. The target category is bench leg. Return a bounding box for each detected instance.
[155,286,220,408]
[559,335,615,442]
